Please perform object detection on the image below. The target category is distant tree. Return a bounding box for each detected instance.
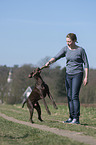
[0,65,96,104]
[12,64,35,104]
[55,67,66,99]
[0,66,9,103]
[80,69,96,103]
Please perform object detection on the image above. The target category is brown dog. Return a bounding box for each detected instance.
[22,67,58,123]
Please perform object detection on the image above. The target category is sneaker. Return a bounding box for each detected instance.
[63,118,72,123]
[70,118,80,124]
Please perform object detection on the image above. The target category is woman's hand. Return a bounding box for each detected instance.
[83,77,88,86]
[83,68,89,86]
[45,58,55,67]
[45,62,50,67]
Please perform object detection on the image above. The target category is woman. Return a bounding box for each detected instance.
[45,33,89,124]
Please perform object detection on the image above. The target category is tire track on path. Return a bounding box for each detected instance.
[0,112,96,145]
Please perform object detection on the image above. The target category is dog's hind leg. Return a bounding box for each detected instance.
[27,98,34,123]
[48,92,58,109]
[34,102,43,122]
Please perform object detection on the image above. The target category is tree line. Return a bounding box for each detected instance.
[0,64,96,104]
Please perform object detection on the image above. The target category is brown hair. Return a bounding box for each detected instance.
[66,33,78,42]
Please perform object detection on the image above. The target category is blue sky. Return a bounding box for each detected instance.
[0,0,96,68]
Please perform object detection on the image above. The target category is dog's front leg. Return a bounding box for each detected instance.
[48,92,58,109]
[41,95,51,115]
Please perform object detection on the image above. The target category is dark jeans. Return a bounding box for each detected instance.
[65,72,83,119]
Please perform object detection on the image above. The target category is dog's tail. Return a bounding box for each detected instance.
[22,98,26,108]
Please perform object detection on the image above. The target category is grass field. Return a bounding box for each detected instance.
[0,103,96,145]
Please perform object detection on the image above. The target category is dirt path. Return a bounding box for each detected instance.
[0,112,96,145]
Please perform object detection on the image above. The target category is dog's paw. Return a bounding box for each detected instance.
[47,110,51,115]
[29,119,34,124]
[55,105,58,109]
[38,118,43,122]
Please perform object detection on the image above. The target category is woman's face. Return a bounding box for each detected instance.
[66,37,75,48]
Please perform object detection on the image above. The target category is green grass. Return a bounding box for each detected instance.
[0,103,96,145]
[0,117,86,145]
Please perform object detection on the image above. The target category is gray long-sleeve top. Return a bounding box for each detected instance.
[54,46,89,74]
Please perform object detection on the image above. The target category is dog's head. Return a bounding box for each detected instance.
[28,68,41,78]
